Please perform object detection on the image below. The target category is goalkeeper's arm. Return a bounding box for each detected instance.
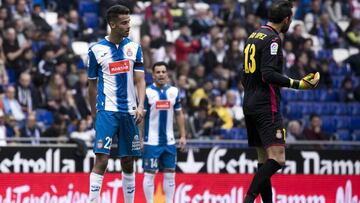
[262,69,320,90]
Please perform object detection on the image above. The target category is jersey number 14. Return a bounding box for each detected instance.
[244,43,256,73]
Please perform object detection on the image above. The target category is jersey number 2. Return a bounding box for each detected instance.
[244,44,256,73]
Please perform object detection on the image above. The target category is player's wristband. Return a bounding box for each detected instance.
[289,78,300,89]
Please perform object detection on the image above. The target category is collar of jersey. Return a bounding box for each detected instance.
[262,24,279,35]
[151,83,170,91]
[104,36,128,47]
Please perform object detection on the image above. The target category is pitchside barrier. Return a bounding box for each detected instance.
[0,139,359,202]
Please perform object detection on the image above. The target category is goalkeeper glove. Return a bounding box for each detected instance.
[290,72,320,90]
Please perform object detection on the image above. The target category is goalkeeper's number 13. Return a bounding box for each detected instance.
[244,43,256,74]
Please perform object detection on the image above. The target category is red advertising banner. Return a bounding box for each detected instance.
[0,173,359,203]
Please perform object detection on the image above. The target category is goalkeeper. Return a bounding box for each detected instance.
[241,1,320,203]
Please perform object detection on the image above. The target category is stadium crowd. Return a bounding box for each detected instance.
[0,0,359,146]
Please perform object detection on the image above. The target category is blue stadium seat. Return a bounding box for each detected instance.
[350,117,360,130]
[78,0,99,16]
[321,116,337,133]
[348,103,360,115]
[318,90,339,102]
[335,116,351,129]
[36,109,54,127]
[84,13,99,29]
[332,76,345,89]
[210,4,221,16]
[353,130,360,141]
[297,91,315,101]
[336,129,352,141]
[335,103,348,115]
[281,89,298,102]
[286,102,303,119]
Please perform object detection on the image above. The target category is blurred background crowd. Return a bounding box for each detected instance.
[0,0,359,147]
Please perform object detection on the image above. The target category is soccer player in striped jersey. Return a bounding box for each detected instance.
[141,62,187,203]
[87,5,146,203]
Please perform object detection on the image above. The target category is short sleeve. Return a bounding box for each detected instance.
[260,36,282,73]
[174,90,182,111]
[134,45,144,72]
[144,94,150,112]
[87,48,98,79]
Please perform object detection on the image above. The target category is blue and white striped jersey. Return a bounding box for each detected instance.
[144,84,181,145]
[87,37,144,113]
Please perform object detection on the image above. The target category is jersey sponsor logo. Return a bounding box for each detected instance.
[270,42,278,55]
[156,101,171,110]
[108,60,130,74]
[97,139,103,148]
[126,48,133,57]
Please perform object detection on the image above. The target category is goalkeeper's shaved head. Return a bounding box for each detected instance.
[268,0,293,23]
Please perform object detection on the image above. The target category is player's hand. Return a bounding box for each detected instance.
[179,136,187,152]
[134,106,144,124]
[299,72,320,89]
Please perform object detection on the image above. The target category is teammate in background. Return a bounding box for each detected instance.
[241,1,320,202]
[141,62,187,203]
[87,5,146,203]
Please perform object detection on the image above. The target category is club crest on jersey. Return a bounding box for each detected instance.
[276,129,282,139]
[97,139,103,148]
[126,48,133,57]
[270,42,278,55]
[156,101,171,110]
[108,60,130,74]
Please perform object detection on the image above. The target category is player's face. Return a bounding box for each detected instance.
[153,65,168,87]
[280,15,292,33]
[110,15,130,37]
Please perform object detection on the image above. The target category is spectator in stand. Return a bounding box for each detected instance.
[38,49,56,79]
[345,18,360,48]
[211,37,227,65]
[140,35,153,72]
[45,73,67,111]
[286,120,304,142]
[286,24,305,52]
[344,50,360,76]
[229,25,247,51]
[323,0,343,22]
[31,74,48,110]
[217,0,241,27]
[175,21,200,63]
[209,95,233,129]
[2,85,25,126]
[41,113,67,143]
[15,72,34,113]
[243,14,259,36]
[166,0,186,29]
[38,31,67,63]
[59,89,81,123]
[13,0,31,24]
[52,13,69,39]
[313,13,341,49]
[303,113,328,140]
[17,48,35,74]
[31,4,52,33]
[189,64,206,87]
[339,76,356,102]
[282,40,296,72]
[224,90,244,127]
[223,39,243,72]
[67,9,87,41]
[350,0,360,19]
[73,70,91,119]
[317,59,333,89]
[141,8,167,49]
[20,112,41,145]
[176,74,192,112]
[288,51,310,79]
[5,115,20,143]
[303,38,316,63]
[69,118,95,146]
[3,27,31,79]
[190,7,215,36]
[191,80,213,107]
[0,110,6,146]
[144,0,173,30]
